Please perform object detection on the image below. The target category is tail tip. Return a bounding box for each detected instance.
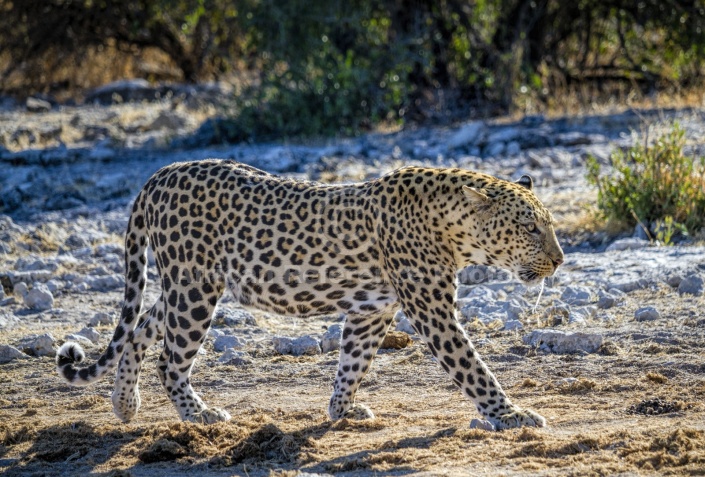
[57,342,85,366]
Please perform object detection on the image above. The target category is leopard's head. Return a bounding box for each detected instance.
[455,175,563,285]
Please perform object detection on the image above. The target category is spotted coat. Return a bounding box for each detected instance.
[57,160,563,429]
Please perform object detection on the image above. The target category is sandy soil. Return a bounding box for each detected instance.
[1,285,704,477]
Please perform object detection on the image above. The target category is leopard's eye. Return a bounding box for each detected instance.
[524,223,539,234]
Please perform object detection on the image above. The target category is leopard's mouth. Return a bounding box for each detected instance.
[517,263,556,284]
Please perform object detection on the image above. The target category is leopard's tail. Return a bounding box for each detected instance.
[57,190,149,385]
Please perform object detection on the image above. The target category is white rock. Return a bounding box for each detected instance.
[13,282,28,297]
[606,238,650,252]
[7,270,54,284]
[23,333,57,357]
[83,274,124,291]
[75,327,101,344]
[24,284,54,311]
[89,312,115,327]
[469,418,496,431]
[273,335,321,356]
[64,334,95,348]
[73,282,90,292]
[213,334,245,352]
[71,247,94,258]
[447,121,486,149]
[523,329,603,354]
[26,97,51,113]
[394,310,416,335]
[95,243,124,257]
[0,344,28,363]
[503,319,523,331]
[45,279,66,293]
[218,348,251,365]
[569,306,597,324]
[561,286,593,306]
[635,306,661,322]
[321,324,343,353]
[677,275,704,296]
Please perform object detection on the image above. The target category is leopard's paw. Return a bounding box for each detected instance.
[342,403,375,420]
[188,407,232,424]
[492,407,546,430]
[112,388,141,423]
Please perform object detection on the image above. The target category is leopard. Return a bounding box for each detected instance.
[57,159,564,430]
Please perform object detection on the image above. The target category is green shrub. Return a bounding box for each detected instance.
[586,123,705,241]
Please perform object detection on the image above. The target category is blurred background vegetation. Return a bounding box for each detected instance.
[2,0,705,137]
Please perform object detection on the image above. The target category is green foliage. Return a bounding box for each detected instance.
[4,1,705,136]
[586,123,705,241]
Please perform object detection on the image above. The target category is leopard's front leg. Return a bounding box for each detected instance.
[396,275,545,430]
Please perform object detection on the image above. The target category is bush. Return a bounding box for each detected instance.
[586,123,705,241]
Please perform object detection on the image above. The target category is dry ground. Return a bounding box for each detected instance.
[1,287,704,477]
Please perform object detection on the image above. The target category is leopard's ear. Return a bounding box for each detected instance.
[462,186,491,212]
[516,175,533,191]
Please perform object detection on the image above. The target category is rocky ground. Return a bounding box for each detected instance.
[1,82,705,476]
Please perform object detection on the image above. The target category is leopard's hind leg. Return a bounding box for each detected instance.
[112,294,166,422]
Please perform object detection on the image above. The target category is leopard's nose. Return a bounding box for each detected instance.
[551,255,564,268]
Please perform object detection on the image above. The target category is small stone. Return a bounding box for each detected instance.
[26,97,51,113]
[0,344,28,363]
[0,287,4,300]
[635,306,661,322]
[24,284,54,311]
[394,310,416,335]
[321,324,342,353]
[218,348,252,365]
[83,274,124,291]
[213,334,245,352]
[22,333,57,357]
[14,282,28,297]
[45,279,66,293]
[212,307,257,327]
[381,331,413,350]
[597,290,618,309]
[75,327,101,344]
[64,334,95,348]
[273,335,321,356]
[561,286,593,306]
[89,312,115,327]
[447,121,486,149]
[469,419,496,431]
[503,319,523,331]
[665,274,683,288]
[523,329,603,354]
[606,238,650,252]
[677,275,704,296]
[74,282,90,292]
[569,306,597,324]
[608,279,649,293]
[65,233,90,248]
[71,247,94,258]
[95,243,124,257]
